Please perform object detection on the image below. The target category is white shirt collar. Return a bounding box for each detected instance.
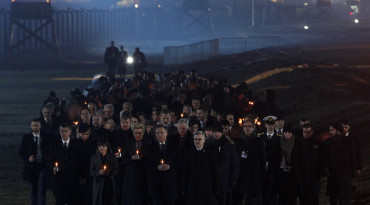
[62,138,70,145]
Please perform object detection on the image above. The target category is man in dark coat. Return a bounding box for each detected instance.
[76,123,97,205]
[19,118,50,205]
[259,116,280,205]
[206,123,239,205]
[39,104,60,138]
[342,120,362,178]
[293,123,324,205]
[145,125,181,205]
[104,41,120,78]
[48,123,80,205]
[234,119,266,205]
[122,123,150,205]
[183,131,222,205]
[325,122,353,205]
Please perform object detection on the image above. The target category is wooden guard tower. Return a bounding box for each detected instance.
[9,1,59,55]
[182,0,214,34]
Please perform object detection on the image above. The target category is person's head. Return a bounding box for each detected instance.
[178,92,187,104]
[145,120,156,134]
[191,98,201,110]
[329,122,343,137]
[275,116,284,130]
[80,108,91,123]
[136,112,147,125]
[31,118,41,134]
[88,102,97,116]
[42,104,53,119]
[131,115,139,126]
[79,123,91,141]
[196,106,207,121]
[132,123,145,142]
[110,41,114,47]
[302,123,314,139]
[188,118,199,134]
[341,119,351,135]
[204,125,213,137]
[300,117,311,127]
[243,119,255,137]
[98,139,111,156]
[122,102,133,114]
[176,118,189,137]
[282,123,293,140]
[59,123,72,141]
[155,126,168,143]
[221,120,231,135]
[212,123,223,140]
[226,113,234,126]
[160,110,171,126]
[120,116,131,131]
[92,115,103,129]
[193,131,206,150]
[182,104,192,116]
[264,116,276,133]
[151,109,160,122]
[103,117,115,131]
[120,45,124,50]
[104,104,114,118]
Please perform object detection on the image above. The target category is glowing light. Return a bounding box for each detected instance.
[354,19,359,24]
[160,159,164,165]
[238,118,243,126]
[207,8,212,11]
[103,165,107,171]
[46,0,50,3]
[304,2,308,6]
[157,4,161,8]
[73,121,79,125]
[134,3,139,8]
[12,0,15,2]
[350,12,353,16]
[127,56,134,64]
[180,113,184,118]
[55,162,58,167]
[249,101,254,106]
[304,25,309,30]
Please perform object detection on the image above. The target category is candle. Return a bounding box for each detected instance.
[160,159,164,165]
[136,149,139,155]
[103,165,107,171]
[55,162,58,167]
[180,113,184,118]
[249,101,254,106]
[84,101,87,105]
[238,118,243,126]
[73,121,79,125]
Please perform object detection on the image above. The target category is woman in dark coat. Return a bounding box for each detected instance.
[121,123,150,205]
[90,139,119,205]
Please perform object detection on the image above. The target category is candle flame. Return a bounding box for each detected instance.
[55,162,58,167]
[238,118,243,126]
[256,121,261,126]
[118,148,121,153]
[249,101,254,106]
[160,159,164,165]
[136,149,139,155]
[73,121,79,125]
[180,113,184,118]
[84,101,87,105]
[103,165,107,170]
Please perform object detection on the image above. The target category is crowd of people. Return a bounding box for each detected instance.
[19,59,362,205]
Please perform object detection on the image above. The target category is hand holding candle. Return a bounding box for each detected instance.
[158,159,170,171]
[116,147,122,158]
[53,161,59,174]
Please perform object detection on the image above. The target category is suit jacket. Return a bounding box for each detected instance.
[19,133,50,183]
[145,140,181,200]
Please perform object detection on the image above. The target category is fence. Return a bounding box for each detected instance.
[163,37,280,65]
[0,10,8,58]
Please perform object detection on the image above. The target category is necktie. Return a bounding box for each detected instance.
[63,142,68,149]
[35,136,42,163]
[160,143,165,153]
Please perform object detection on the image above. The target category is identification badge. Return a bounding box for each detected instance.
[241,151,248,158]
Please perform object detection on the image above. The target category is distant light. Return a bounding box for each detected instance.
[134,4,139,8]
[208,8,212,11]
[127,56,134,64]
[158,4,161,8]
[12,0,15,2]
[304,2,308,6]
[304,25,309,30]
[354,19,359,24]
[46,0,50,3]
[349,12,353,16]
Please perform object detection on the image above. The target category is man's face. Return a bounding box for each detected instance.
[31,121,41,133]
[302,127,313,139]
[88,103,96,114]
[189,124,198,134]
[104,119,115,131]
[329,126,339,137]
[275,119,284,129]
[92,116,103,129]
[192,100,200,110]
[342,124,350,135]
[265,123,275,133]
[300,120,310,127]
[146,125,153,134]
[177,123,188,137]
[80,131,91,141]
[179,94,187,103]
[104,107,113,118]
[223,125,230,135]
[80,109,91,123]
[205,130,213,137]
[42,108,52,119]
[133,128,144,142]
[283,131,292,140]
[120,119,131,131]
[155,127,167,143]
[226,114,234,126]
[194,134,205,149]
[160,113,171,126]
[151,111,159,122]
[197,110,206,121]
[122,104,130,112]
[131,117,139,125]
[212,131,222,140]
[183,106,191,115]
[243,121,254,136]
[60,127,71,141]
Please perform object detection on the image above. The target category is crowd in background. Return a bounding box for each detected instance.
[19,65,362,205]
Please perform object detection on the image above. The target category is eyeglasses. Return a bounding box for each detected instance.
[194,138,203,141]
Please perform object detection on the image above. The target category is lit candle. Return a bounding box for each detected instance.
[136,149,139,155]
[73,121,79,125]
[160,159,164,165]
[238,118,243,126]
[180,113,184,118]
[84,101,87,105]
[55,162,58,168]
[118,148,122,158]
[256,121,261,126]
[249,101,254,106]
[103,165,107,171]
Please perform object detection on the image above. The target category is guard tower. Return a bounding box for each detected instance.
[182,0,214,35]
[8,0,59,56]
[316,0,332,21]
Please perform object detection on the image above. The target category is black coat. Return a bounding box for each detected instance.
[234,135,266,196]
[206,136,239,193]
[19,133,50,183]
[145,140,181,200]
[121,137,150,205]
[182,146,221,205]
[104,46,120,67]
[324,135,353,197]
[77,137,97,179]
[48,138,80,205]
[38,116,60,137]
